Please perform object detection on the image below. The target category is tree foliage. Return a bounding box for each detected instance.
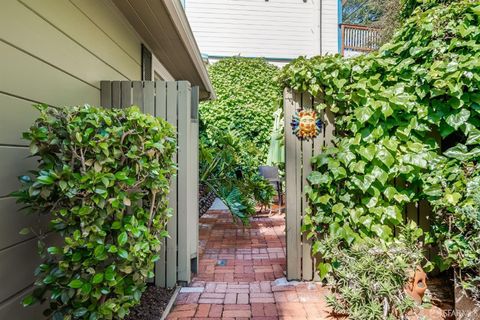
[13,105,176,319]
[280,0,480,315]
[200,57,282,166]
[343,0,402,44]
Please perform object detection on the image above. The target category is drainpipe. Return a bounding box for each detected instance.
[319,0,323,55]
[338,0,343,54]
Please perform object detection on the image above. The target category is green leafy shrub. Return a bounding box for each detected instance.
[326,224,425,320]
[200,57,282,166]
[247,175,276,209]
[13,105,176,319]
[199,130,274,223]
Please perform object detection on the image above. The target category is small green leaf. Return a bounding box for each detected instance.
[73,307,88,317]
[111,221,122,229]
[118,249,129,259]
[332,203,345,214]
[92,273,104,284]
[317,262,332,280]
[118,232,128,246]
[22,295,36,307]
[68,279,84,289]
[19,227,30,235]
[37,175,54,185]
[81,283,92,294]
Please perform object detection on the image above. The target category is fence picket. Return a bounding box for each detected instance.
[301,93,314,281]
[100,81,198,288]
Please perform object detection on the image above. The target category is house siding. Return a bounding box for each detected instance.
[185,0,339,65]
[0,1,170,318]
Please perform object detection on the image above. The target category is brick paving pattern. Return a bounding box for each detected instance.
[167,210,335,320]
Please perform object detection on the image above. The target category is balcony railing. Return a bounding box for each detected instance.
[341,23,380,56]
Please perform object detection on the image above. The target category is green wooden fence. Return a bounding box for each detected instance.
[284,88,335,281]
[284,89,434,281]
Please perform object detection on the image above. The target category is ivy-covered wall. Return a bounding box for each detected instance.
[280,0,480,316]
[200,57,282,165]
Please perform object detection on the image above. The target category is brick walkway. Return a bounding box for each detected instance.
[167,210,334,320]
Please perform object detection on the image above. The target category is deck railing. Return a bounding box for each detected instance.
[341,23,380,55]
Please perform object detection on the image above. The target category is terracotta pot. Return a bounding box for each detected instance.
[454,272,480,320]
[405,266,428,304]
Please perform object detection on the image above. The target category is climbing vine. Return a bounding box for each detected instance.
[279,0,480,285]
[200,57,282,166]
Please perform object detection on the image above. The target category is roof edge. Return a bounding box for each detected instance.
[162,0,215,100]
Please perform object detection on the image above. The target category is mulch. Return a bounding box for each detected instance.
[125,284,175,320]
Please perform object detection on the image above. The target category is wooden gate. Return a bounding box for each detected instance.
[284,89,434,281]
[100,81,199,288]
[284,88,334,281]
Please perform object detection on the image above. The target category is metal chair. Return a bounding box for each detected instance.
[258,165,282,214]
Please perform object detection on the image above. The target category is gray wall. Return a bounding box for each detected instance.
[0,1,156,318]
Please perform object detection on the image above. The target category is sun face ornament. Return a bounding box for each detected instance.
[291,109,322,140]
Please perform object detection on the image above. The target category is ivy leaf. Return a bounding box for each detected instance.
[350,160,366,174]
[445,109,470,130]
[465,126,480,145]
[354,106,374,123]
[383,187,397,201]
[376,148,395,168]
[445,192,462,205]
[358,145,376,161]
[332,203,345,214]
[317,262,332,280]
[371,224,392,240]
[402,154,427,168]
[308,171,329,185]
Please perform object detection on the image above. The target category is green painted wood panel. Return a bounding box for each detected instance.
[301,93,313,280]
[0,233,58,303]
[155,81,168,288]
[177,81,191,283]
[0,41,99,107]
[0,197,49,251]
[21,0,140,80]
[0,1,128,89]
[70,0,142,65]
[0,286,46,320]
[284,88,301,280]
[165,81,178,288]
[0,147,37,197]
[0,93,38,146]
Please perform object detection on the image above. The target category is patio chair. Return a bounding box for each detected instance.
[258,165,282,214]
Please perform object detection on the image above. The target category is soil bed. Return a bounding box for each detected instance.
[126,285,175,320]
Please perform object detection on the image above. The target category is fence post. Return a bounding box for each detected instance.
[284,88,301,280]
